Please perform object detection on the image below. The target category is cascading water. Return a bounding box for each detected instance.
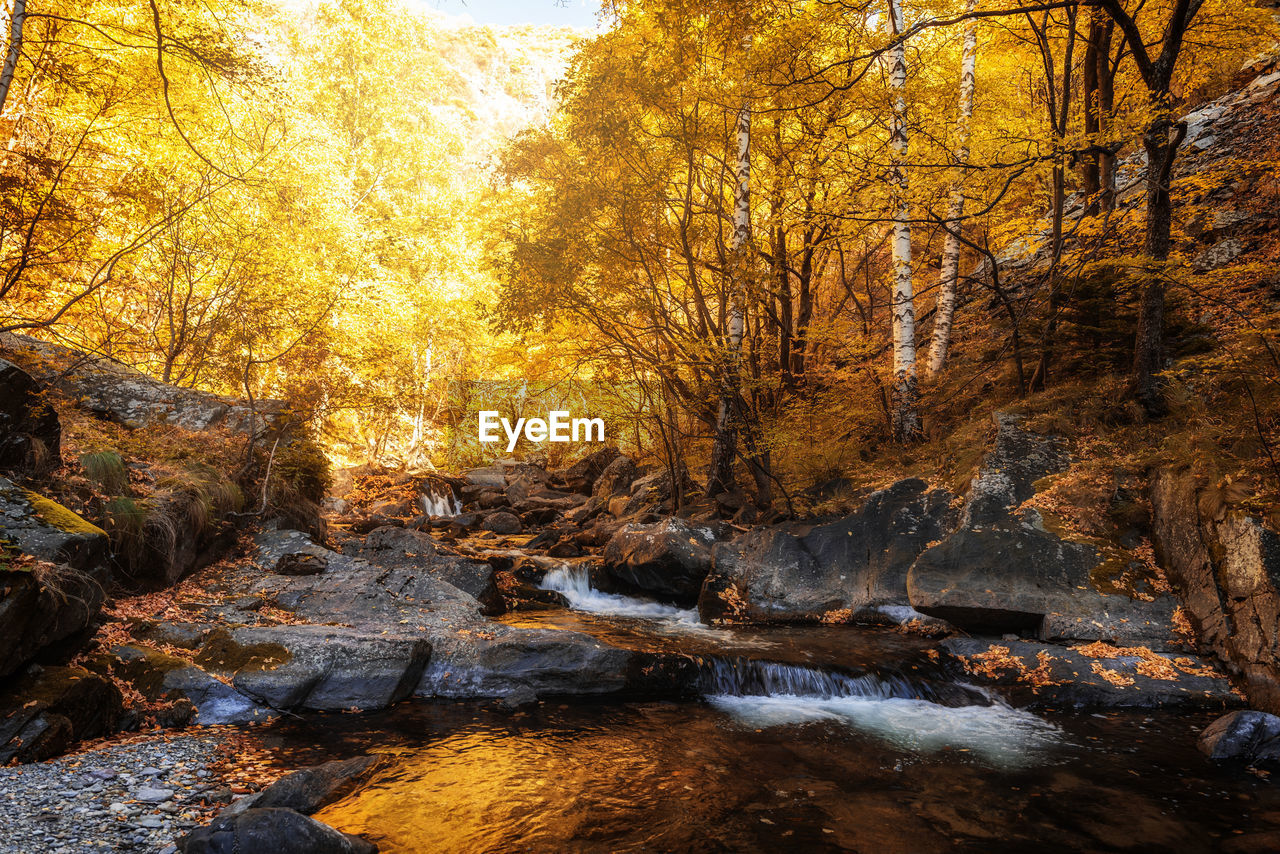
[420,483,462,517]
[537,564,1063,766]
[541,564,700,623]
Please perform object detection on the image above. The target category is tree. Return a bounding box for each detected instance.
[887,0,920,442]
[925,0,978,379]
[1096,0,1204,414]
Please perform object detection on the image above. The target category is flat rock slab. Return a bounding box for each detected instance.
[942,638,1242,710]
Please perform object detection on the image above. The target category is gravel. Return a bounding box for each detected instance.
[0,733,231,854]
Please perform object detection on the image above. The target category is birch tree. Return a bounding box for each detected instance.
[887,0,920,442]
[707,65,753,497]
[925,0,978,380]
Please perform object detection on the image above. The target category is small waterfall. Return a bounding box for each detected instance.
[541,564,700,623]
[420,483,462,517]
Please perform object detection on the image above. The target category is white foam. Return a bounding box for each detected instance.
[708,693,1062,767]
[541,565,700,623]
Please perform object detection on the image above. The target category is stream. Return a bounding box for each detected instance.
[253,564,1276,853]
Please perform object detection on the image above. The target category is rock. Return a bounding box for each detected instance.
[102,645,273,726]
[908,522,1176,640]
[135,787,174,803]
[0,479,110,677]
[481,511,522,534]
[1198,710,1280,763]
[906,413,1175,645]
[552,446,620,494]
[942,638,1240,710]
[1151,467,1280,713]
[255,531,672,702]
[195,625,431,712]
[231,756,383,816]
[602,517,720,602]
[593,455,638,499]
[702,478,952,623]
[2,334,286,434]
[273,553,328,576]
[0,358,60,473]
[179,808,376,854]
[349,527,501,614]
[617,466,694,516]
[1192,237,1244,271]
[421,627,647,699]
[564,496,604,526]
[0,666,123,764]
[463,466,506,489]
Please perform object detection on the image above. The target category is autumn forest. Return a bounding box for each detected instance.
[1,0,1280,850]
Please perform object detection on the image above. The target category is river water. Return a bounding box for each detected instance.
[253,565,1279,852]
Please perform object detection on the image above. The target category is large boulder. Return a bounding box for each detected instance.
[701,478,952,623]
[1198,710,1280,763]
[179,808,376,854]
[906,413,1176,645]
[2,333,286,434]
[227,756,384,816]
[0,358,60,473]
[103,644,273,725]
[1151,466,1280,714]
[0,666,123,763]
[603,517,720,602]
[194,625,431,712]
[593,455,638,499]
[347,527,501,614]
[552,446,620,495]
[0,479,110,676]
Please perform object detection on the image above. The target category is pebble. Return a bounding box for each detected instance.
[0,734,226,853]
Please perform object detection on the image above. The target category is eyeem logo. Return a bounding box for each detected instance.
[478,411,605,453]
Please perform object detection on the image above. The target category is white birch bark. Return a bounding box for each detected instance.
[888,0,920,442]
[708,44,753,495]
[925,0,978,379]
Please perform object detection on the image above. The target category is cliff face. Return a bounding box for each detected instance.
[1151,467,1280,713]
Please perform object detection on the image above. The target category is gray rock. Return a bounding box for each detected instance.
[601,517,720,602]
[179,808,376,854]
[906,413,1174,645]
[134,787,172,803]
[942,638,1240,710]
[702,478,952,623]
[481,511,523,534]
[2,333,285,434]
[1198,710,1280,763]
[0,358,60,474]
[592,454,638,499]
[0,481,109,677]
[229,756,382,816]
[196,625,430,712]
[350,526,500,613]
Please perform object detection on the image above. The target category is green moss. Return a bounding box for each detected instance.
[21,490,106,538]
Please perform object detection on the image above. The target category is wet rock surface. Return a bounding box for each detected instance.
[1198,710,1280,763]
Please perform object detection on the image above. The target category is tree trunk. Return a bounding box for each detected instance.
[707,98,752,496]
[925,0,977,379]
[888,0,920,442]
[0,0,26,116]
[1132,121,1183,415]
